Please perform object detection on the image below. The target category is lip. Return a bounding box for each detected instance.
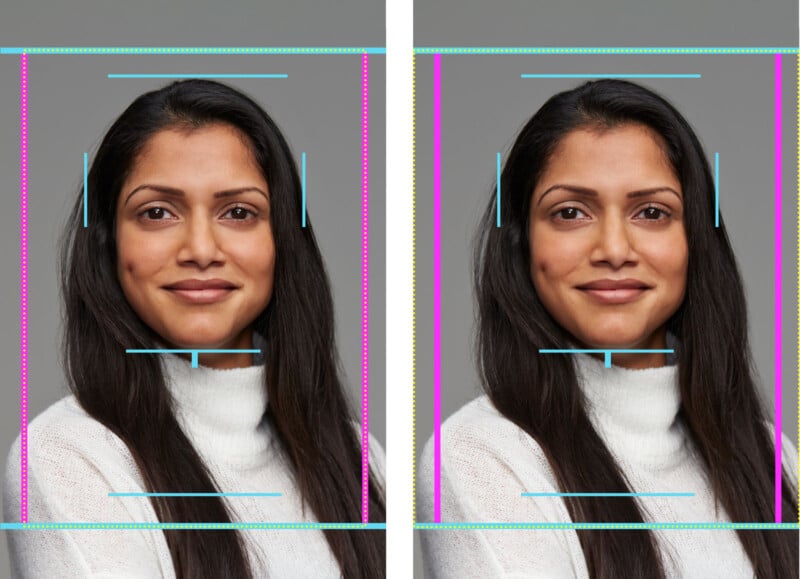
[576,278,651,305]
[162,278,239,304]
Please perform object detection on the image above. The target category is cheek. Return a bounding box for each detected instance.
[530,230,585,287]
[649,235,688,281]
[238,236,276,294]
[116,231,169,287]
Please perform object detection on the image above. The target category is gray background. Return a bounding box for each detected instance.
[0,55,19,578]
[0,0,383,47]
[416,0,797,48]
[0,53,385,547]
[414,54,800,530]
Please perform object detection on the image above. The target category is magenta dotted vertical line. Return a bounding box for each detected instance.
[433,53,442,523]
[360,52,370,525]
[773,52,783,523]
[19,53,29,525]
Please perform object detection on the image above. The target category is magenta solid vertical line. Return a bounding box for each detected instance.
[360,53,370,525]
[19,53,29,525]
[433,53,442,523]
[773,52,783,523]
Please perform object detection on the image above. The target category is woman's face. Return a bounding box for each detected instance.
[528,123,688,369]
[116,123,275,369]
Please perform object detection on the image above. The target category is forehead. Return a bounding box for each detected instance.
[131,123,262,178]
[538,124,678,190]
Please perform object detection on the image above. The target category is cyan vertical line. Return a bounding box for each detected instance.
[191,352,198,368]
[715,152,720,228]
[83,153,88,228]
[496,152,501,227]
[302,152,307,228]
[604,352,612,368]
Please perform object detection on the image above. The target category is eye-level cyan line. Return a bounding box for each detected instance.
[301,151,307,228]
[715,152,720,228]
[83,152,88,228]
[496,152,501,228]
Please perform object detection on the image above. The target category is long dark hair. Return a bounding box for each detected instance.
[475,79,797,578]
[60,80,385,578]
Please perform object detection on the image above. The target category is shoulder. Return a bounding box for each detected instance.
[348,421,386,491]
[423,396,550,469]
[366,427,386,489]
[8,396,131,464]
[777,430,798,488]
[418,396,558,507]
[3,396,143,521]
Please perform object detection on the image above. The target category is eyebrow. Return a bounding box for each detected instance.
[124,184,269,207]
[536,184,682,207]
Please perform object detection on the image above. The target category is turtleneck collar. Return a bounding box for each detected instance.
[575,353,686,468]
[161,353,270,468]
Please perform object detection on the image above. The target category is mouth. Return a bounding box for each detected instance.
[162,279,239,305]
[575,279,651,305]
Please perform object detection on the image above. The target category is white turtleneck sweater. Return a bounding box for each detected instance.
[418,355,798,578]
[3,355,385,578]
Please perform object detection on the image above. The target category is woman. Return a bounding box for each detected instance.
[419,79,798,578]
[4,80,385,578]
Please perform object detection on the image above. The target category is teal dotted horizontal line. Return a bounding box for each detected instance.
[413,522,800,530]
[1,522,387,530]
[0,47,386,55]
[414,47,799,55]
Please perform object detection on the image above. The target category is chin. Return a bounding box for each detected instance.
[574,325,655,350]
[159,325,243,350]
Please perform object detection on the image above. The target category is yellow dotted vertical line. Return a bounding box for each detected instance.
[411,52,418,525]
[796,52,799,524]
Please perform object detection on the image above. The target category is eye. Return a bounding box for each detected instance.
[222,206,258,221]
[139,206,176,221]
[553,207,588,221]
[635,206,671,221]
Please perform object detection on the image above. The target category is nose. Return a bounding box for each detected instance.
[177,214,225,268]
[590,214,637,269]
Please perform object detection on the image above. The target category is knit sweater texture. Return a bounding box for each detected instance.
[4,354,384,578]
[418,354,797,578]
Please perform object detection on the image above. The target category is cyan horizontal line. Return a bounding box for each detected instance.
[414,522,800,530]
[109,492,281,497]
[0,47,385,55]
[415,47,799,54]
[539,349,674,354]
[108,74,288,79]
[521,74,700,79]
[522,492,694,497]
[125,349,262,354]
[1,522,386,530]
